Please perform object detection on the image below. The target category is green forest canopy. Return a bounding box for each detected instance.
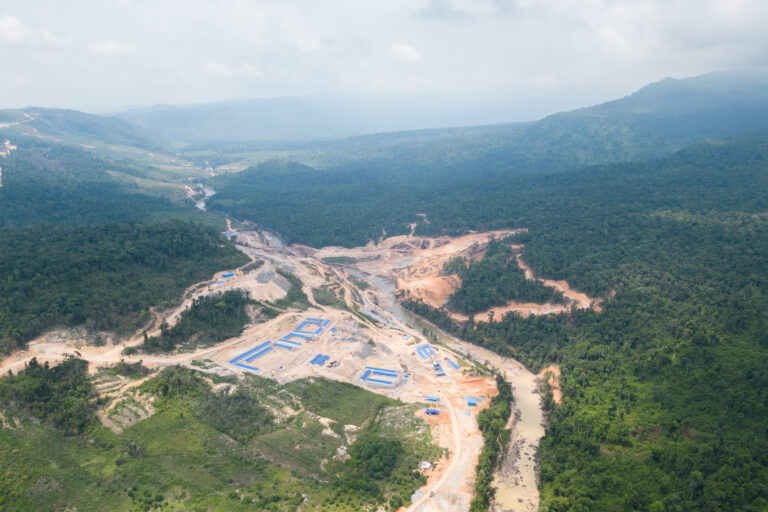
[0,221,247,355]
[142,290,251,353]
[447,239,564,314]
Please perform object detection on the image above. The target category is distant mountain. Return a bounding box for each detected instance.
[494,69,768,169]
[167,70,768,177]
[305,69,768,176]
[112,93,544,144]
[7,70,768,176]
[113,97,361,143]
[0,107,161,150]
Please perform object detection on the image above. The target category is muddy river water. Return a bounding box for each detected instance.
[352,269,546,511]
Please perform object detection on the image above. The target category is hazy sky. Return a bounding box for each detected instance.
[2,0,768,121]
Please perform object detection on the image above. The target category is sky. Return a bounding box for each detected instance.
[2,0,768,124]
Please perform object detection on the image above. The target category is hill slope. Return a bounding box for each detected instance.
[316,69,768,176]
[0,108,161,149]
[176,70,768,180]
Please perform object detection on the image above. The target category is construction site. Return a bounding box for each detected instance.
[0,223,588,512]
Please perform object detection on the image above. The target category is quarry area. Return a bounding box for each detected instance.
[0,224,593,511]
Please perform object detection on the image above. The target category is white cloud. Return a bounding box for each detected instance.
[0,15,32,44]
[40,29,60,45]
[240,63,264,78]
[89,40,135,56]
[0,15,59,45]
[0,0,767,116]
[390,43,422,63]
[202,62,265,78]
[416,0,513,19]
[202,62,234,76]
[416,0,467,19]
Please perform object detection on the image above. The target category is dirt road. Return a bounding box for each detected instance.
[0,112,33,130]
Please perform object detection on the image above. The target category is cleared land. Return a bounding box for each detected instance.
[0,225,550,511]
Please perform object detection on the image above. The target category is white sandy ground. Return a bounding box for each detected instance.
[0,225,558,511]
[0,139,17,187]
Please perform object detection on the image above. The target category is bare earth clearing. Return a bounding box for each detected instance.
[0,225,585,511]
[315,230,602,323]
[538,365,562,405]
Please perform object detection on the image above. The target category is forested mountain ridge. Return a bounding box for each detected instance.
[7,70,768,183]
[209,127,768,249]
[0,107,162,150]
[342,70,768,176]
[0,222,247,355]
[527,70,768,148]
[182,70,768,182]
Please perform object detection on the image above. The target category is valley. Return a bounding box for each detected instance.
[2,66,768,511]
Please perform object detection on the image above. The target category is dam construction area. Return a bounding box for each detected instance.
[0,225,591,512]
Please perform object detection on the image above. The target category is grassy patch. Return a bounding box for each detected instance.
[0,365,439,511]
[350,309,380,327]
[283,378,395,426]
[322,256,357,265]
[271,269,311,311]
[241,259,264,273]
[106,360,154,379]
[350,276,370,290]
[312,287,347,310]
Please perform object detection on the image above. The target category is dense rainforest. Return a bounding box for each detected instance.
[0,357,96,435]
[0,135,247,355]
[210,160,415,247]
[0,139,186,227]
[446,239,564,314]
[142,290,251,352]
[209,130,768,249]
[470,375,513,512]
[0,222,246,355]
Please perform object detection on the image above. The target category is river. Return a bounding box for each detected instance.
[351,268,545,511]
[194,185,216,210]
